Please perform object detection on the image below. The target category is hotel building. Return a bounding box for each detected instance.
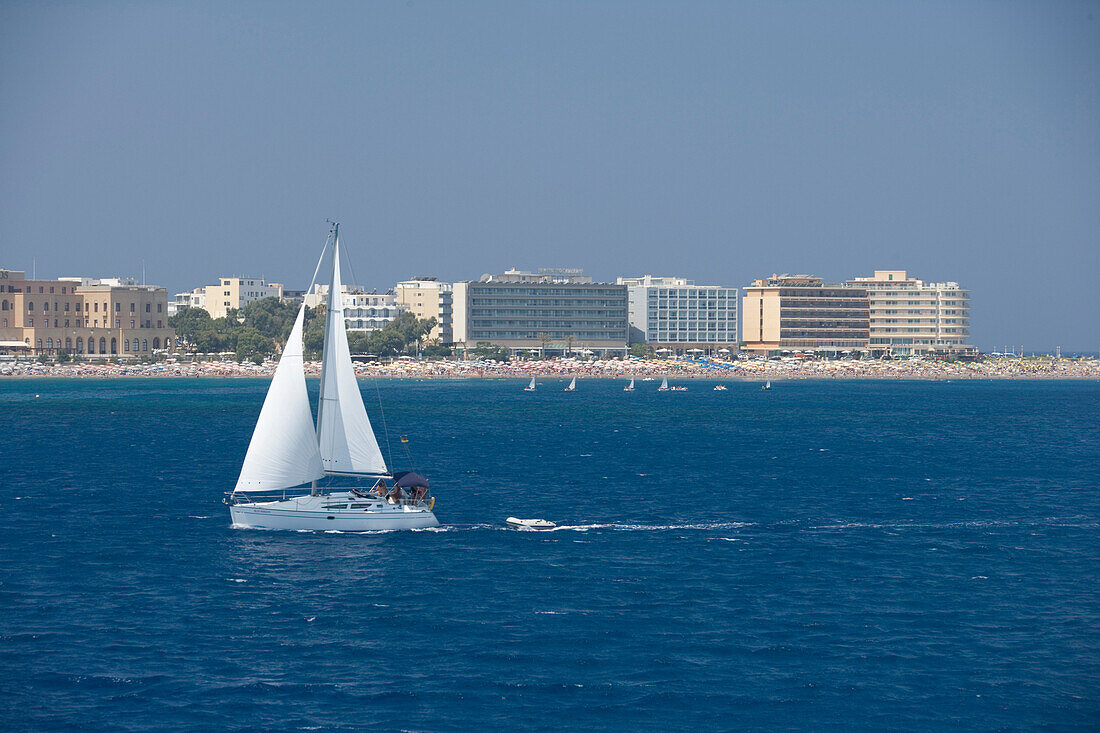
[201,277,284,320]
[618,275,739,356]
[0,269,175,356]
[452,269,628,357]
[846,270,973,356]
[304,285,408,332]
[395,278,453,344]
[741,275,870,354]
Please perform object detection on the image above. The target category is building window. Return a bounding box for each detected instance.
[65,338,72,349]
[100,337,107,353]
[124,339,130,351]
[157,303,162,313]
[27,301,34,311]
[130,320,135,328]
[93,302,98,312]
[116,319,121,328]
[76,337,83,352]
[46,338,53,349]
[115,303,120,311]
[142,339,148,351]
[130,303,135,312]
[145,303,150,312]
[27,318,32,327]
[43,302,49,311]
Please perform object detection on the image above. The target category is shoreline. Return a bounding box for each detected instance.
[3,357,1098,381]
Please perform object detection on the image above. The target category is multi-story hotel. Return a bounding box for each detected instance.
[304,285,408,332]
[395,278,453,344]
[0,269,175,356]
[846,270,973,356]
[452,269,628,357]
[196,277,284,320]
[618,275,739,356]
[741,275,870,355]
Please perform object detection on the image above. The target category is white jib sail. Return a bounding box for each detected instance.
[235,305,325,491]
[317,233,389,475]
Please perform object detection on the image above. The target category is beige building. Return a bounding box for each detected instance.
[201,277,284,320]
[0,269,175,356]
[846,270,973,356]
[741,275,870,354]
[395,278,453,343]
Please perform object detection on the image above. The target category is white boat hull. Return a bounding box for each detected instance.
[230,492,439,531]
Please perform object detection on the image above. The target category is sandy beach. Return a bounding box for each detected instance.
[2,356,1097,380]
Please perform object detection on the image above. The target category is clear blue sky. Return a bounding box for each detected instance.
[1,1,1097,351]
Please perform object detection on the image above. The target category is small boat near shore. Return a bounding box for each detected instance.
[506,517,557,531]
[524,377,536,391]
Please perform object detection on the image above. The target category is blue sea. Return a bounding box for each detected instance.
[2,377,1098,731]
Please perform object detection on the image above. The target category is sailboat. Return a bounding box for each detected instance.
[762,380,771,390]
[524,377,536,392]
[624,378,634,391]
[226,224,439,531]
[658,377,669,391]
[564,377,576,392]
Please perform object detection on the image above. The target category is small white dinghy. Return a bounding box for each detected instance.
[506,517,557,531]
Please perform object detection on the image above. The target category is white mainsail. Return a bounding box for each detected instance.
[316,230,389,476]
[660,377,668,390]
[235,305,325,491]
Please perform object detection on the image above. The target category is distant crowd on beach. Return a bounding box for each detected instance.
[3,355,1098,380]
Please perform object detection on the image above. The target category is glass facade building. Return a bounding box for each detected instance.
[619,276,739,356]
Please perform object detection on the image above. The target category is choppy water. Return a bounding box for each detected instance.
[2,377,1098,731]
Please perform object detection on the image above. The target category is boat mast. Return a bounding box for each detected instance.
[313,222,339,496]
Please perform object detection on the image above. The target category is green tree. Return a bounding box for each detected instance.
[235,327,275,361]
[471,341,509,361]
[629,343,650,358]
[423,343,452,359]
[168,307,214,346]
